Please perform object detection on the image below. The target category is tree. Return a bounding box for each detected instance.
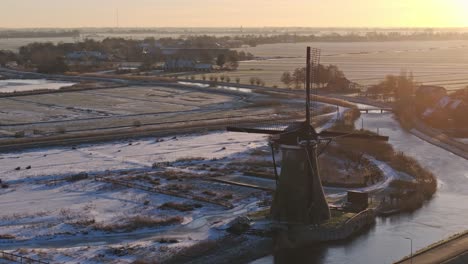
[281,72,292,88]
[255,78,262,86]
[37,56,69,74]
[292,67,306,89]
[395,71,416,100]
[216,54,226,68]
[226,51,239,70]
[0,50,18,66]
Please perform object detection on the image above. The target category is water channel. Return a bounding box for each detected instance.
[255,110,468,264]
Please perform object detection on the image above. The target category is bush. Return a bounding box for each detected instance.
[133,120,142,127]
[167,184,192,193]
[202,190,217,197]
[55,126,66,134]
[159,202,202,212]
[67,172,89,182]
[158,238,179,244]
[14,131,25,138]
[0,234,15,240]
[94,216,183,232]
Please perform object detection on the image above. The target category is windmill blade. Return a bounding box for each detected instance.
[226,120,306,135]
[226,126,283,135]
[319,130,389,141]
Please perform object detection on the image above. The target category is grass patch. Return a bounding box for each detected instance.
[321,211,356,228]
[159,202,203,212]
[67,172,89,182]
[247,208,270,220]
[94,216,183,232]
[166,184,192,193]
[175,157,206,163]
[0,234,16,240]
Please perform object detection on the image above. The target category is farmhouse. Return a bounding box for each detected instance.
[66,51,109,66]
[422,96,468,128]
[326,77,359,91]
[163,59,213,72]
[66,51,108,61]
[415,85,447,113]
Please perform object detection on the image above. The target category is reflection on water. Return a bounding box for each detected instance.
[256,111,468,264]
[274,245,326,264]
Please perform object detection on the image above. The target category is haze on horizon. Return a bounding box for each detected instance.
[0,0,467,28]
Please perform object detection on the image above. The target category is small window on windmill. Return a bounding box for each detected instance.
[347,191,369,212]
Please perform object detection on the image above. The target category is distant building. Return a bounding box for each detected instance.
[326,77,359,91]
[5,61,18,68]
[66,51,108,61]
[422,95,468,127]
[415,85,447,112]
[163,59,212,72]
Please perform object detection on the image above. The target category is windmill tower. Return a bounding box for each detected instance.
[227,47,388,226]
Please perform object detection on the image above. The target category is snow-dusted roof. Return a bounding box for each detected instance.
[450,100,463,110]
[437,96,452,108]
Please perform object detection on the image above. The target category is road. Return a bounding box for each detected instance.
[395,232,468,264]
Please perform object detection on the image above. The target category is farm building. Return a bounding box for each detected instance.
[163,59,212,72]
[422,96,468,128]
[415,85,447,113]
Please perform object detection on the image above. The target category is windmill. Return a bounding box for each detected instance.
[227,47,389,226]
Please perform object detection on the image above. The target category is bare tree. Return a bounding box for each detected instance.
[281,71,292,88]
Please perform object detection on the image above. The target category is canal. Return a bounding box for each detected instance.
[255,110,468,264]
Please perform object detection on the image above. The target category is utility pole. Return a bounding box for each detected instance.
[404,237,413,264]
[306,46,311,133]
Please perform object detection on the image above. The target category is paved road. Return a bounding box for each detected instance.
[395,232,468,264]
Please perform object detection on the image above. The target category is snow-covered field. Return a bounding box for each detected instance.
[0,79,75,93]
[0,127,413,263]
[0,132,266,181]
[0,131,271,263]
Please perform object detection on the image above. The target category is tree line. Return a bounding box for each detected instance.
[1,37,255,73]
[0,30,80,39]
[366,72,417,100]
[215,31,468,48]
[280,65,345,89]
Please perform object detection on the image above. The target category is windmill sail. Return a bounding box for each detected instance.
[226,47,390,226]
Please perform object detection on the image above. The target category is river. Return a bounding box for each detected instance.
[255,111,468,264]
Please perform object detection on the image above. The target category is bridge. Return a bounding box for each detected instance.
[358,108,393,113]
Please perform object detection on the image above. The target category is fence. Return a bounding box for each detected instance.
[95,176,234,209]
[0,251,49,264]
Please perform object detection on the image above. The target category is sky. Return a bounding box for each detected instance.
[0,0,467,28]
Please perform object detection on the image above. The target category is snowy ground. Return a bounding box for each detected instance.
[0,79,75,93]
[0,131,272,263]
[0,131,266,181]
[0,126,411,263]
